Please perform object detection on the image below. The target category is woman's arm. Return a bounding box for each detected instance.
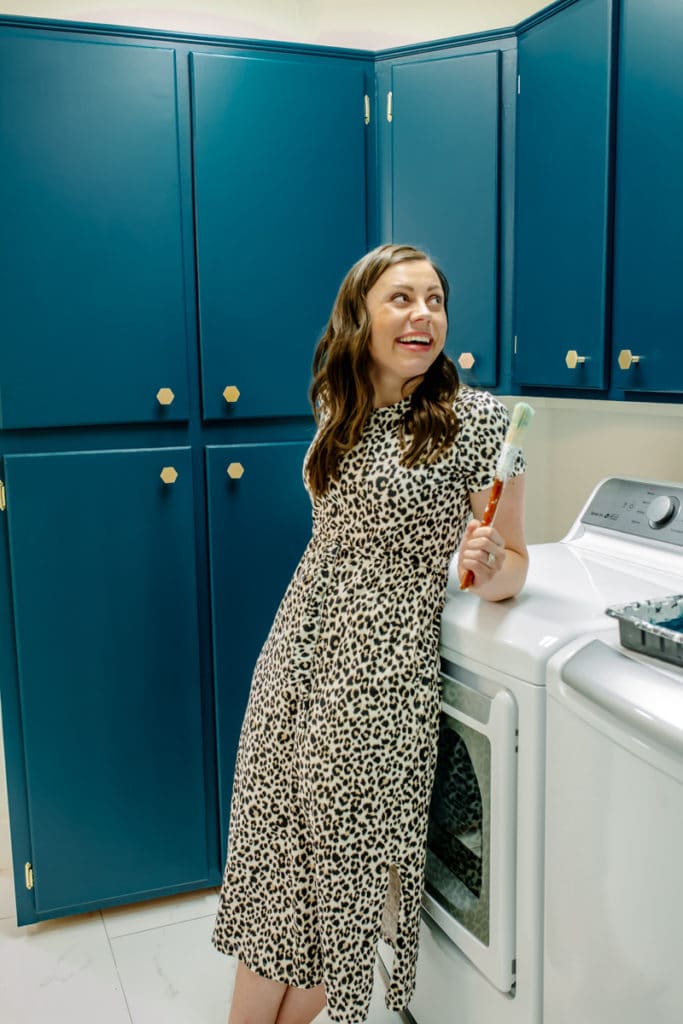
[457,474,529,601]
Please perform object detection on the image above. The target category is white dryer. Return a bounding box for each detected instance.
[543,631,683,1024]
[379,477,683,1024]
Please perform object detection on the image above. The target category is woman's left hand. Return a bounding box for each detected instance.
[459,474,529,601]
[458,519,505,585]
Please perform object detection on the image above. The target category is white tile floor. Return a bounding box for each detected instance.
[0,816,403,1024]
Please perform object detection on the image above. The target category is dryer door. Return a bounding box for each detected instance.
[423,666,518,992]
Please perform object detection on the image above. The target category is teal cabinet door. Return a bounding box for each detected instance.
[206,442,312,847]
[191,53,368,421]
[513,0,612,390]
[612,0,683,393]
[0,35,190,429]
[3,448,215,924]
[389,52,500,388]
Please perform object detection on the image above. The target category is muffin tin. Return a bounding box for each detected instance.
[606,594,683,668]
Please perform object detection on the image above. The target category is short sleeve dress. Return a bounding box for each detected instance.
[212,387,526,1024]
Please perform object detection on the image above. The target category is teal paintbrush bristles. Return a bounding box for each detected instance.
[506,401,535,446]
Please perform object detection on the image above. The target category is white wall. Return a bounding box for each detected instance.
[0,0,547,47]
[500,397,683,543]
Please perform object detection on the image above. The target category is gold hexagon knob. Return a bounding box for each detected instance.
[227,462,244,480]
[617,349,641,371]
[160,466,178,484]
[457,352,476,370]
[156,387,175,406]
[565,350,587,369]
[223,386,241,404]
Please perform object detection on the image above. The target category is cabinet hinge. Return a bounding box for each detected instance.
[364,93,370,125]
[387,90,393,122]
[25,862,34,890]
[0,480,6,512]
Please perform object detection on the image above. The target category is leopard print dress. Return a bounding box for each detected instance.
[212,387,525,1023]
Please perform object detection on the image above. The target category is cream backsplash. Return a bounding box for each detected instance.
[499,397,683,543]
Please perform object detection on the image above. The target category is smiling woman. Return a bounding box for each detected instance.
[212,244,528,1024]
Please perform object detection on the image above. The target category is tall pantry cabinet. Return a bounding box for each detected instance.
[0,24,370,924]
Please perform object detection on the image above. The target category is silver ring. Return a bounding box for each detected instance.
[486,551,495,567]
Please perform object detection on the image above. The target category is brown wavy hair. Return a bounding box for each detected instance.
[307,243,460,497]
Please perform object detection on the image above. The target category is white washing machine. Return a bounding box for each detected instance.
[543,631,683,1024]
[379,476,683,1024]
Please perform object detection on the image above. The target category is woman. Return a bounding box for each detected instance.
[212,243,528,1024]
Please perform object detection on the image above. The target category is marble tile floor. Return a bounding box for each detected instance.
[0,817,403,1024]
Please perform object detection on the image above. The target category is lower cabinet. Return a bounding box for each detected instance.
[1,447,217,924]
[206,441,313,852]
[0,438,315,924]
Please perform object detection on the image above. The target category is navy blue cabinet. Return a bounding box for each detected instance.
[0,34,191,429]
[386,51,501,388]
[205,442,312,849]
[2,448,215,924]
[192,53,369,421]
[612,0,683,393]
[513,0,613,390]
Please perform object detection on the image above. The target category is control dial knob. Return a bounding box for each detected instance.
[647,494,679,529]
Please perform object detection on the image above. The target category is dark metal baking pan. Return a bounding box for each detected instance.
[606,595,683,669]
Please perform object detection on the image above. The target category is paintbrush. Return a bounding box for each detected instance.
[460,401,535,590]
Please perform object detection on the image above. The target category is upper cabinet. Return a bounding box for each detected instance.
[513,0,613,390]
[0,34,191,429]
[611,0,683,394]
[385,51,501,388]
[191,52,369,421]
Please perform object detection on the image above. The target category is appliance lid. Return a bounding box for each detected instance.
[440,541,683,684]
[546,633,683,777]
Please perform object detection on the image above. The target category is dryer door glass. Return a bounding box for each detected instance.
[422,667,518,994]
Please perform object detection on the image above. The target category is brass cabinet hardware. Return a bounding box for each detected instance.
[364,94,370,125]
[617,349,641,370]
[223,386,240,404]
[565,350,587,369]
[160,466,178,484]
[25,862,33,890]
[227,462,244,480]
[457,352,476,370]
[156,387,175,406]
[0,480,6,512]
[387,91,393,122]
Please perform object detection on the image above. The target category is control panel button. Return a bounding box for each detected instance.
[647,495,678,529]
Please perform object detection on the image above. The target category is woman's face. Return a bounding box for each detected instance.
[365,259,447,404]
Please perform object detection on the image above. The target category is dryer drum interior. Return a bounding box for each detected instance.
[426,715,490,944]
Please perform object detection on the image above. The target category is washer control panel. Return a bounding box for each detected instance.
[580,477,683,548]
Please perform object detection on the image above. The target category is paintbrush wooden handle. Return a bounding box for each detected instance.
[460,478,504,590]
